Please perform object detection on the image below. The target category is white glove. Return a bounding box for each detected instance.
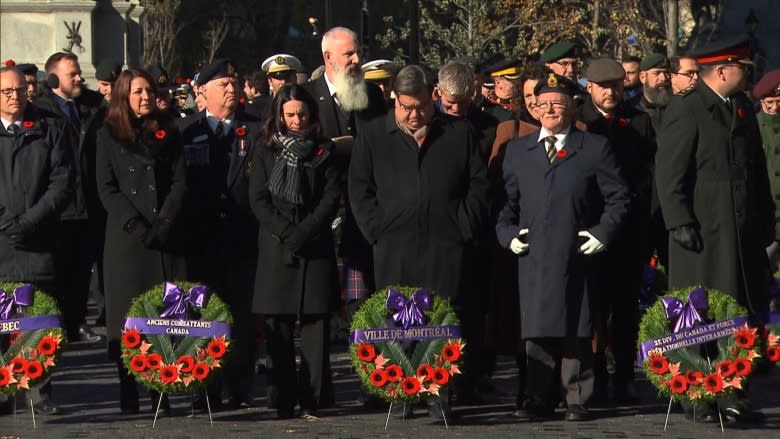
[578,230,605,255]
[509,229,530,255]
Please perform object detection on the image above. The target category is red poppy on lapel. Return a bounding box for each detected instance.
[154,129,167,140]
[736,106,745,119]
[556,149,568,159]
[618,117,629,127]
[235,126,247,138]
[22,121,34,129]
[239,96,247,105]
[315,147,325,156]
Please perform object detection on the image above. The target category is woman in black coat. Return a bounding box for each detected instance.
[249,84,342,418]
[96,69,187,414]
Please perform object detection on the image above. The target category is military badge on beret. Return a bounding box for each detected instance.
[226,63,237,77]
[158,74,168,86]
[276,56,286,65]
[547,73,558,88]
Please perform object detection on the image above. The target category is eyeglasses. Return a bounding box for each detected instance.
[0,87,26,98]
[534,100,567,110]
[397,100,431,113]
[553,59,579,69]
[723,64,750,73]
[671,71,699,80]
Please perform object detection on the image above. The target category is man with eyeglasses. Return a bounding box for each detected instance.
[656,35,773,425]
[350,65,489,420]
[497,72,629,422]
[576,58,656,405]
[669,54,700,95]
[753,70,780,271]
[542,41,579,81]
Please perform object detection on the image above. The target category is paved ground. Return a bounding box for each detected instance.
[2,316,780,438]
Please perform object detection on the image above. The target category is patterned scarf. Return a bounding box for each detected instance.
[267,130,316,205]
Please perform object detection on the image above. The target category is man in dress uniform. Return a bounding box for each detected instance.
[753,70,780,271]
[481,59,521,123]
[177,59,261,410]
[261,54,303,96]
[656,35,774,423]
[362,59,399,107]
[577,58,655,404]
[497,72,629,422]
[542,41,580,81]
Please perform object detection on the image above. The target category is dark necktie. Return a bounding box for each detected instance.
[215,121,225,140]
[66,100,80,129]
[545,136,557,163]
[6,123,17,135]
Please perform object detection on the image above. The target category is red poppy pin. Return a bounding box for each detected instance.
[237,126,248,156]
[315,147,325,156]
[22,121,34,129]
[239,96,247,105]
[737,106,745,119]
[618,117,629,127]
[154,129,167,140]
[556,149,568,159]
[235,126,247,138]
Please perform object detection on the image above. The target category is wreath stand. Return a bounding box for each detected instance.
[384,401,449,430]
[9,393,38,429]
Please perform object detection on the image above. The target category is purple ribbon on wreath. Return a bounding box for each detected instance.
[660,286,708,333]
[160,282,209,320]
[0,284,34,320]
[386,288,431,329]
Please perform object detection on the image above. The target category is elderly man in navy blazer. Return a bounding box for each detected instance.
[496,73,629,422]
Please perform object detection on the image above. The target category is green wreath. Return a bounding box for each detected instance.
[638,286,760,402]
[350,286,464,402]
[120,281,233,394]
[0,282,65,396]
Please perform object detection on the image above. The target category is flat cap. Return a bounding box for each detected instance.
[640,53,670,71]
[534,73,578,97]
[197,58,239,85]
[362,59,400,81]
[95,60,122,82]
[541,41,577,63]
[753,70,780,99]
[692,34,752,66]
[485,58,522,80]
[144,64,170,89]
[585,58,625,84]
[15,63,38,75]
[261,54,303,77]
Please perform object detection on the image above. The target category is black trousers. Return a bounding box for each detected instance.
[59,219,99,337]
[266,314,332,412]
[526,337,593,408]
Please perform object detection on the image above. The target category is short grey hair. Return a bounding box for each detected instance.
[393,65,433,97]
[321,27,358,54]
[437,62,474,98]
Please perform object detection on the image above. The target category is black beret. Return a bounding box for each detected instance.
[534,73,578,97]
[585,58,625,84]
[753,70,780,99]
[197,58,239,85]
[15,63,38,75]
[692,34,752,66]
[144,64,170,90]
[541,41,577,63]
[95,60,122,82]
[640,53,670,71]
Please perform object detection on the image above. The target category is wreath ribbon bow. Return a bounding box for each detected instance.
[160,282,209,320]
[0,284,34,320]
[661,286,708,333]
[386,288,431,329]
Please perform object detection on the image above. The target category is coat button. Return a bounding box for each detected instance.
[146,165,153,172]
[148,184,156,192]
[130,188,137,195]
[219,193,227,200]
[219,212,227,219]
[129,165,135,173]
[152,207,158,214]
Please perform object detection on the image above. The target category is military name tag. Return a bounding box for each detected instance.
[184,143,210,166]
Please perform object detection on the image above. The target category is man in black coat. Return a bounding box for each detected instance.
[0,66,72,415]
[34,52,105,344]
[576,58,656,404]
[656,35,774,423]
[350,65,489,418]
[177,59,261,410]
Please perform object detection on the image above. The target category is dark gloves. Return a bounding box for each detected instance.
[124,216,151,243]
[0,217,34,248]
[671,224,703,252]
[144,217,172,250]
[281,228,306,254]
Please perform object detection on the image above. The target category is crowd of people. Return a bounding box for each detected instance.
[1,24,779,427]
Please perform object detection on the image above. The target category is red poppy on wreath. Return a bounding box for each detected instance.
[208,337,227,359]
[555,149,568,159]
[685,370,703,385]
[432,367,449,385]
[147,353,162,370]
[37,336,58,356]
[648,353,669,375]
[734,358,752,377]
[385,364,403,382]
[25,361,43,380]
[618,117,630,127]
[767,346,780,363]
[159,364,179,384]
[0,367,11,386]
[736,107,745,119]
[8,332,20,344]
[734,325,756,349]
[22,121,34,129]
[192,362,210,381]
[176,355,196,373]
[416,364,434,382]
[235,126,247,138]
[370,369,388,387]
[669,374,688,394]
[716,359,736,378]
[356,343,376,362]
[154,129,167,140]
[122,328,141,349]
[130,355,148,372]
[401,376,421,395]
[442,342,462,362]
[9,357,27,374]
[703,373,724,393]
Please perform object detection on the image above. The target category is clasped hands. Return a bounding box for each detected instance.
[508,229,606,255]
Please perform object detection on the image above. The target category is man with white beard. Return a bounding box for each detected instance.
[302,26,387,409]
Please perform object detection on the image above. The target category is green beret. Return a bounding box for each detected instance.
[585,58,625,84]
[534,73,578,97]
[95,60,122,82]
[541,41,577,63]
[640,53,669,71]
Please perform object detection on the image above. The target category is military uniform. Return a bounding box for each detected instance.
[754,70,780,243]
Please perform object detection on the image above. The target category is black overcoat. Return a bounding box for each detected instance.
[96,119,188,358]
[655,82,775,312]
[249,140,342,315]
[495,127,630,338]
[349,113,489,300]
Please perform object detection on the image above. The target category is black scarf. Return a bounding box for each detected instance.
[267,131,316,205]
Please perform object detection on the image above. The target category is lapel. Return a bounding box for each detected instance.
[314,77,342,137]
[730,92,748,134]
[226,118,251,188]
[524,128,550,170]
[547,126,581,174]
[697,82,732,131]
[385,113,418,152]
